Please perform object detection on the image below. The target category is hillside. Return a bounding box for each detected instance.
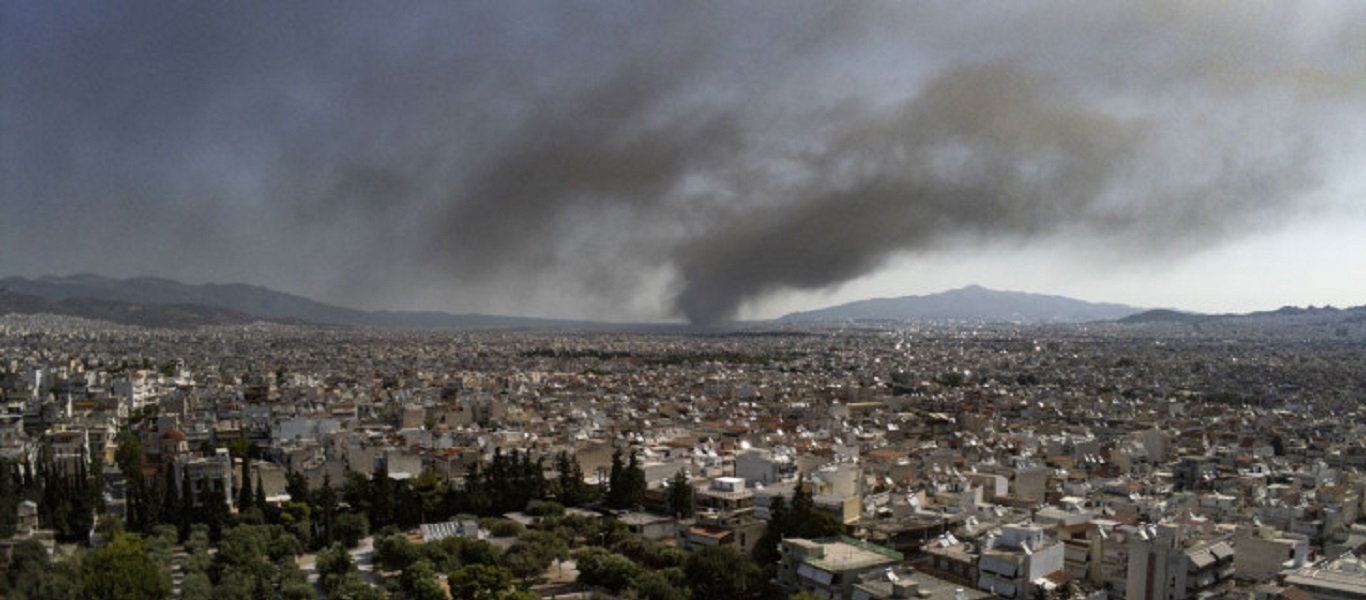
[778,285,1143,324]
[0,275,587,329]
[0,289,263,328]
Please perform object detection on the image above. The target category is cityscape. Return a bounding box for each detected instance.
[3,2,1365,600]
[0,293,1363,599]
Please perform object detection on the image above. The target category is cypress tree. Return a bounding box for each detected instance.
[668,469,693,518]
[624,450,646,510]
[369,461,394,528]
[606,447,625,508]
[254,472,266,511]
[753,495,788,565]
[790,475,813,530]
[239,457,253,512]
[178,467,193,540]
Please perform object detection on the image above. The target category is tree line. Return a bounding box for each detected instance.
[5,419,844,600]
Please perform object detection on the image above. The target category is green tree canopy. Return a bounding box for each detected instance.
[80,533,172,600]
[684,545,761,600]
[575,547,643,593]
[667,469,693,519]
[448,563,519,600]
[399,559,449,600]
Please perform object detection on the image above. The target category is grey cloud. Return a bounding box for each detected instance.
[2,2,1361,322]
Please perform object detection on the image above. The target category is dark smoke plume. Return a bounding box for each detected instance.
[1,2,1361,322]
[673,64,1329,325]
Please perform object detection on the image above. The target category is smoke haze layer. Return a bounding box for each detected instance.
[2,2,1363,323]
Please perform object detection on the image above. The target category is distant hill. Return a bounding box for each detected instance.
[0,288,263,328]
[0,275,586,329]
[1119,305,1366,326]
[778,285,1144,324]
[1116,309,1208,324]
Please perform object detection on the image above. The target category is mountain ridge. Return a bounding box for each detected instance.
[0,288,269,328]
[5,275,1361,330]
[778,285,1144,324]
[0,275,586,329]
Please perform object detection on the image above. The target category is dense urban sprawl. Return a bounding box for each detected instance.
[1,314,1364,600]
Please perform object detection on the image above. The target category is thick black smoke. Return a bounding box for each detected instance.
[673,65,1328,324]
[1,2,1361,322]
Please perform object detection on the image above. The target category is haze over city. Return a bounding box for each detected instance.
[3,2,1364,324]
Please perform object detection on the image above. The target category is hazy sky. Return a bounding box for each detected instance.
[3,2,1364,323]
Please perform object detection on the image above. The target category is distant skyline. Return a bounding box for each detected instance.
[3,2,1364,323]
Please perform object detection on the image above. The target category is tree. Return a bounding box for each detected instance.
[6,538,82,600]
[179,571,212,600]
[607,448,645,510]
[316,543,357,599]
[239,457,254,512]
[408,469,448,525]
[524,499,564,517]
[753,495,788,565]
[314,474,339,548]
[574,547,642,593]
[330,571,383,600]
[501,530,567,583]
[211,524,274,586]
[399,559,449,600]
[333,511,370,549]
[177,468,194,540]
[789,476,813,529]
[227,438,252,461]
[254,472,266,513]
[368,461,396,529]
[448,563,518,600]
[200,472,231,540]
[609,536,684,570]
[623,450,646,509]
[606,448,625,508]
[81,532,172,600]
[285,471,310,505]
[455,459,483,515]
[376,531,423,572]
[631,569,690,600]
[36,443,97,542]
[667,469,693,518]
[800,510,846,539]
[684,545,761,600]
[0,456,20,538]
[114,433,142,479]
[554,451,592,507]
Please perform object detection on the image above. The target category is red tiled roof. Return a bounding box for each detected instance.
[1043,571,1075,585]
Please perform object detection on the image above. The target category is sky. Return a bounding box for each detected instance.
[2,2,1364,324]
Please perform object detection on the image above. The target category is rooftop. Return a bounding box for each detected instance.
[795,536,904,572]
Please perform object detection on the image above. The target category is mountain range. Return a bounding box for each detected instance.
[2,275,1361,330]
[777,285,1143,323]
[0,275,584,329]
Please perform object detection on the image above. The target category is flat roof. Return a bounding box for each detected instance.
[802,537,903,572]
[1283,568,1366,596]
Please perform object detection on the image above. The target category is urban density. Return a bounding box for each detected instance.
[5,2,1366,600]
[1,312,1363,600]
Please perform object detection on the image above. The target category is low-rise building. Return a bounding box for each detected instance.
[779,536,904,600]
